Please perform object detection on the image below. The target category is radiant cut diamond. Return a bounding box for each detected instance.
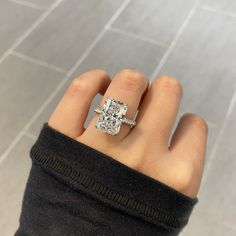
[95,97,128,135]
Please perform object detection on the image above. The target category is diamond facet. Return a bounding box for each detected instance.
[95,97,128,135]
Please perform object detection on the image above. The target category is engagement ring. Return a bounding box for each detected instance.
[94,97,136,135]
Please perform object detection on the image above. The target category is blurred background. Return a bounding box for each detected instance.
[0,0,236,235]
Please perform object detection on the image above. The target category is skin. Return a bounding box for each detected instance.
[48,69,208,198]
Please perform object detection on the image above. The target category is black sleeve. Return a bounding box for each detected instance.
[15,124,197,236]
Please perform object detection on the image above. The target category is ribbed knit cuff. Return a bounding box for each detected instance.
[30,123,197,229]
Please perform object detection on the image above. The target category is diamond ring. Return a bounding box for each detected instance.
[94,97,137,135]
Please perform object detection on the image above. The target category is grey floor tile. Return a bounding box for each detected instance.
[1,0,236,235]
[0,1,41,56]
[26,0,57,9]
[16,0,124,70]
[0,55,64,156]
[158,9,236,155]
[204,125,219,160]
[181,208,236,236]
[202,0,236,14]
[0,135,34,236]
[196,95,236,227]
[72,30,166,78]
[27,29,166,136]
[112,0,197,46]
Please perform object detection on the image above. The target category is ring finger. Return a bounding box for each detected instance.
[80,69,149,145]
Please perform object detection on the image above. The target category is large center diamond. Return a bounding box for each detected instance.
[95,98,128,135]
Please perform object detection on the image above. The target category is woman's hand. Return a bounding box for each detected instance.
[48,69,208,198]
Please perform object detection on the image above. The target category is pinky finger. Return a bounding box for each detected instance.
[169,113,208,196]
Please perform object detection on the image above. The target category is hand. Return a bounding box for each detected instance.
[48,69,208,198]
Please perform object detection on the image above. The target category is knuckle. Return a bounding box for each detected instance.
[182,113,208,134]
[90,68,109,79]
[69,77,91,94]
[73,69,109,85]
[153,76,183,97]
[117,69,149,91]
[93,68,108,74]
[172,162,194,191]
[178,174,193,192]
[81,68,108,76]
[68,69,110,96]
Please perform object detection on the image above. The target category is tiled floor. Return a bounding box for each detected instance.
[0,0,235,235]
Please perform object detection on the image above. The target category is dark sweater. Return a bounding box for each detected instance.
[15,124,197,236]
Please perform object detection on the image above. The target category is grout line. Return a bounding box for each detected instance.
[204,89,236,179]
[105,0,131,29]
[66,0,131,78]
[0,0,65,66]
[11,51,67,74]
[150,0,200,80]
[107,26,168,48]
[8,0,44,10]
[200,5,236,18]
[0,0,131,164]
[24,132,37,141]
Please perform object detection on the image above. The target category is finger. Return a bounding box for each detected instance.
[81,69,149,145]
[169,113,208,196]
[130,76,183,149]
[169,113,208,166]
[48,69,111,138]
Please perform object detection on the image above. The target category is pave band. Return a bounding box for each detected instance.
[94,97,136,135]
